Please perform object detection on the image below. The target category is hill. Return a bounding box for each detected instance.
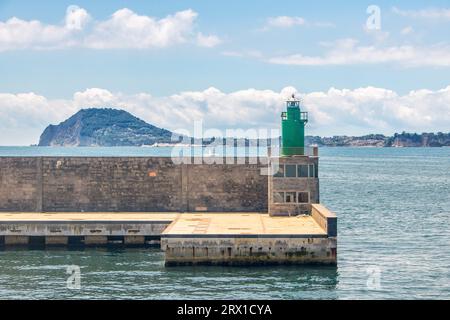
[38,108,175,146]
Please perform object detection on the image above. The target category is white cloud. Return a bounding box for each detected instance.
[0,5,90,51]
[0,6,219,51]
[1,86,450,145]
[267,38,450,67]
[267,16,306,28]
[0,92,77,145]
[392,7,450,20]
[196,32,222,48]
[0,18,72,51]
[84,8,198,49]
[73,88,118,106]
[221,50,263,58]
[262,15,334,30]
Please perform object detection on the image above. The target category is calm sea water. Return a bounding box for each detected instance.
[0,146,449,299]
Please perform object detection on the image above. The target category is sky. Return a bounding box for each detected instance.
[0,0,449,145]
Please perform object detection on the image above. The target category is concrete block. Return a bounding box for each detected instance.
[84,236,107,245]
[45,236,68,245]
[124,236,145,245]
[4,236,29,245]
[311,204,337,237]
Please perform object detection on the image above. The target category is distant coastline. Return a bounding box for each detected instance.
[37,108,450,148]
[305,132,450,147]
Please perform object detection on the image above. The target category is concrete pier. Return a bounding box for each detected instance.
[0,208,336,265]
[0,153,337,265]
[161,208,336,265]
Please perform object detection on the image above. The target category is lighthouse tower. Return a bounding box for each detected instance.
[268,94,318,216]
[281,94,308,156]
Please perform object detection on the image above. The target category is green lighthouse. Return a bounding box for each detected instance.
[281,94,308,156]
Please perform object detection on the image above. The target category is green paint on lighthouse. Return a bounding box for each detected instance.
[281,94,308,156]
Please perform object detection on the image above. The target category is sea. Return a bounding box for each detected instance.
[0,146,449,299]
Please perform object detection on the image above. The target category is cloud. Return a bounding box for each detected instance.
[73,88,118,106]
[262,16,334,30]
[0,92,77,145]
[266,38,450,67]
[1,86,450,145]
[392,7,450,20]
[0,6,219,51]
[0,18,72,51]
[221,50,263,58]
[267,16,306,28]
[84,8,198,49]
[196,32,222,48]
[0,5,90,51]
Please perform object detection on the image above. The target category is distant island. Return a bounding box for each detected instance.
[39,108,175,146]
[38,108,450,147]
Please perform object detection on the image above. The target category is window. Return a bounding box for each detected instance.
[285,192,297,203]
[273,191,309,204]
[285,165,297,177]
[298,192,309,203]
[273,192,284,203]
[273,164,284,177]
[298,165,309,177]
[309,164,315,178]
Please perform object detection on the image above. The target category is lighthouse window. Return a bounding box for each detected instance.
[273,192,284,203]
[273,164,284,177]
[298,192,309,203]
[309,164,315,177]
[285,192,297,203]
[285,165,297,177]
[298,165,309,177]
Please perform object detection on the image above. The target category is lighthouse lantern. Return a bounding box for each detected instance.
[281,94,308,156]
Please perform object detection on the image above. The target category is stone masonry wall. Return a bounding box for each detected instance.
[269,156,320,216]
[0,157,42,211]
[185,163,267,212]
[0,157,268,212]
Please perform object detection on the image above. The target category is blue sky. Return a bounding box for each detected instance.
[0,0,450,144]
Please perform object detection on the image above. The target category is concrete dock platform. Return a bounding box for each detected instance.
[0,212,176,246]
[0,206,336,265]
[161,209,336,266]
[162,213,327,237]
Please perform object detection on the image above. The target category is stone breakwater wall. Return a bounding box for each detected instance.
[0,157,268,212]
[162,236,337,266]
